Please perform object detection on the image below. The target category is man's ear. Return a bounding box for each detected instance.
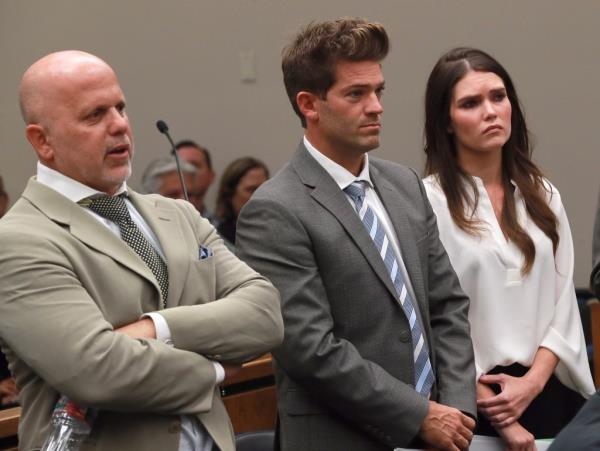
[25,124,54,162]
[296,91,319,124]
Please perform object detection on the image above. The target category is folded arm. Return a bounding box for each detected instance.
[0,232,224,414]
[152,205,283,363]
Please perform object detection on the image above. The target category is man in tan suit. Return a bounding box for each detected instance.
[0,50,283,451]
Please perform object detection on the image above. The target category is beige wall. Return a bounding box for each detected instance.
[1,0,598,286]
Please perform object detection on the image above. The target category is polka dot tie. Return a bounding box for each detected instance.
[344,181,434,397]
[85,195,169,308]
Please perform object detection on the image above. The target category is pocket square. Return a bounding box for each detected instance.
[199,245,214,260]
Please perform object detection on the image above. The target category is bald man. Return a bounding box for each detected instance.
[0,51,283,451]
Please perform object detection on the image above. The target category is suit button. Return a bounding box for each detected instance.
[399,331,410,342]
[168,421,182,434]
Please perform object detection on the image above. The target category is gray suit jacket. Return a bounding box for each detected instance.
[0,178,283,451]
[548,390,600,450]
[236,144,476,451]
[592,190,600,297]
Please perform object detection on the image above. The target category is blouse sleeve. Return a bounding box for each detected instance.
[539,187,595,397]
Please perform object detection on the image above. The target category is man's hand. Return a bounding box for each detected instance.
[0,377,18,405]
[478,373,540,427]
[496,420,536,451]
[115,318,157,339]
[419,401,475,451]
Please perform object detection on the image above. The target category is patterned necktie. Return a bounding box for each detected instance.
[85,195,169,308]
[344,181,434,396]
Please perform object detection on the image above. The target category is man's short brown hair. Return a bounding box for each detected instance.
[282,17,389,127]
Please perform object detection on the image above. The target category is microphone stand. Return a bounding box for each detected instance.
[155,120,189,202]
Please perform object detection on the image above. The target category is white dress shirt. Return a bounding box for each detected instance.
[36,162,219,451]
[303,136,418,304]
[423,174,595,397]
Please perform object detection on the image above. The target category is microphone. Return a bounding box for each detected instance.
[155,119,189,202]
[156,120,169,134]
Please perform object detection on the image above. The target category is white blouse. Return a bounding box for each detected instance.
[423,175,595,398]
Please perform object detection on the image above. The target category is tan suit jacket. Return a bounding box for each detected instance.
[0,178,283,451]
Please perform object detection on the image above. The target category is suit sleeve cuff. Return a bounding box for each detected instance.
[142,313,223,384]
[213,361,225,384]
[142,312,173,346]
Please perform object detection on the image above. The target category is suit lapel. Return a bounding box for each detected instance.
[128,192,191,309]
[370,164,427,308]
[291,145,398,300]
[23,179,166,305]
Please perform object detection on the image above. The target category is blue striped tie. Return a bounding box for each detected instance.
[344,181,434,396]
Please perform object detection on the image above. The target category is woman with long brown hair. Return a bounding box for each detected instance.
[215,157,269,249]
[422,47,594,449]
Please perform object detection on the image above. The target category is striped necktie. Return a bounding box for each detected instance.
[84,194,169,308]
[344,181,434,396]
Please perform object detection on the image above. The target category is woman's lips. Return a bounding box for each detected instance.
[483,125,502,134]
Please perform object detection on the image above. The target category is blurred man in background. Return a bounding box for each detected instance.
[141,157,196,200]
[175,140,216,223]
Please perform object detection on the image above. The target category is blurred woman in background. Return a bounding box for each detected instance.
[216,157,269,250]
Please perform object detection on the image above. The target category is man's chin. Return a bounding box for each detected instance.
[114,162,132,179]
[361,137,380,152]
[102,169,132,193]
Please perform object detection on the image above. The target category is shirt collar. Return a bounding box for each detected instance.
[303,136,372,190]
[470,175,522,202]
[471,174,519,189]
[36,161,128,203]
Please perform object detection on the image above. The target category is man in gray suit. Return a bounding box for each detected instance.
[236,18,476,451]
[0,50,283,450]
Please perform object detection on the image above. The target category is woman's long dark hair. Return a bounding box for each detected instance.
[424,47,558,274]
[216,157,269,222]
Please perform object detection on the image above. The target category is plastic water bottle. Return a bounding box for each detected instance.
[40,395,96,451]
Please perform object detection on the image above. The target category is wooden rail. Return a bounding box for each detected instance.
[221,354,277,433]
[0,407,19,440]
